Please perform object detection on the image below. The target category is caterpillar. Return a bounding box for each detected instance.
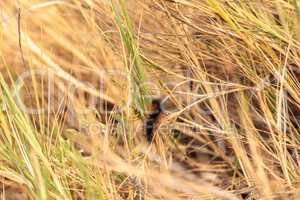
[145,99,162,142]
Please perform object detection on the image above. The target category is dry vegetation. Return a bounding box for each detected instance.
[1,0,300,199]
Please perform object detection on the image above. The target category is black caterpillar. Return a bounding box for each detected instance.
[145,99,162,142]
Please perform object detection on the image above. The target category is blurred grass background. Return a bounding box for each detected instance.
[1,0,300,199]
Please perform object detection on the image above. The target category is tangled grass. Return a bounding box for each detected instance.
[1,0,300,199]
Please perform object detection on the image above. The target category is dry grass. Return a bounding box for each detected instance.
[1,0,300,199]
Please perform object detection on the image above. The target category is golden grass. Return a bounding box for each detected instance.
[1,0,300,199]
